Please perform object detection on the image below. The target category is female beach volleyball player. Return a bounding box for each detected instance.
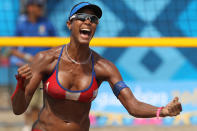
[11,2,182,131]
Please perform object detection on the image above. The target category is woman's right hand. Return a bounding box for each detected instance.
[16,64,33,89]
[12,64,33,114]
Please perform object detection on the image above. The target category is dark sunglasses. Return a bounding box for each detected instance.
[69,13,99,24]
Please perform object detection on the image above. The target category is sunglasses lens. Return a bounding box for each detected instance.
[77,14,87,21]
[90,16,98,24]
[74,13,98,24]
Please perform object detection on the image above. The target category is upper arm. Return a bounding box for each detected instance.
[97,58,137,107]
[25,51,54,97]
[96,58,122,88]
[106,62,122,87]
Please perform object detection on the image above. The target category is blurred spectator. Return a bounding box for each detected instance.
[10,0,56,66]
[10,0,56,131]
[0,48,10,67]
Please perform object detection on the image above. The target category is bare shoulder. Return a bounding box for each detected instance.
[93,51,115,71]
[31,46,62,74]
[33,46,59,65]
[93,51,122,82]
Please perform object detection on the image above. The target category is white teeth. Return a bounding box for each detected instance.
[81,29,90,32]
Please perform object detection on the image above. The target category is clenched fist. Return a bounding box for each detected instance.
[161,97,182,117]
[16,64,32,89]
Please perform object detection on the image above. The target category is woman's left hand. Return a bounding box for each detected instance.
[161,97,182,117]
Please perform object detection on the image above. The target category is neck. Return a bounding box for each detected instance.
[66,40,91,63]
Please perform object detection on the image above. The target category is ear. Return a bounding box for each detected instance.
[67,21,71,30]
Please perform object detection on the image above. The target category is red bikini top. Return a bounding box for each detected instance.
[43,45,99,103]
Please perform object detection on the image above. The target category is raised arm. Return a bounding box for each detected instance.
[98,59,182,118]
[11,51,51,115]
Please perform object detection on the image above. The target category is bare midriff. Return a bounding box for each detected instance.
[33,93,91,131]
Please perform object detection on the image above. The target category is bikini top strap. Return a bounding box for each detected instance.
[57,45,65,66]
[91,53,95,75]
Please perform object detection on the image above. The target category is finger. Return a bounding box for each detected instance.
[20,64,31,72]
[173,112,180,116]
[173,97,179,103]
[173,102,182,116]
[24,70,32,77]
[25,72,33,79]
[21,71,32,79]
[170,103,177,116]
[176,103,181,112]
[26,74,33,80]
[166,101,173,107]
[173,103,181,115]
[166,105,173,116]
[24,73,32,81]
[169,103,179,116]
[173,102,182,112]
[18,66,32,76]
[17,64,29,72]
[177,102,182,112]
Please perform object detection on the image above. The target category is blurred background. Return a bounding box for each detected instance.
[0,0,197,131]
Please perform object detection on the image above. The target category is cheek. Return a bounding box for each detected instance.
[70,22,76,30]
[70,22,80,33]
[92,25,97,33]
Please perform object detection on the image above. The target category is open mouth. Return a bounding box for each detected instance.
[80,29,91,38]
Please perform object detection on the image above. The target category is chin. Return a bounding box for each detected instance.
[78,38,92,45]
[79,41,90,45]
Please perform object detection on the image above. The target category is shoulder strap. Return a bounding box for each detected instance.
[91,54,96,75]
[56,45,65,67]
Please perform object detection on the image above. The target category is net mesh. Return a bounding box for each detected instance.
[0,0,197,37]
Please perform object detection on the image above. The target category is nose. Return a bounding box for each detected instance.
[84,17,91,24]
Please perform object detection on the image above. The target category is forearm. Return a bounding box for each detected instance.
[118,88,165,118]
[11,80,30,115]
[108,65,182,119]
[127,100,163,118]
[11,49,33,62]
[11,89,28,115]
